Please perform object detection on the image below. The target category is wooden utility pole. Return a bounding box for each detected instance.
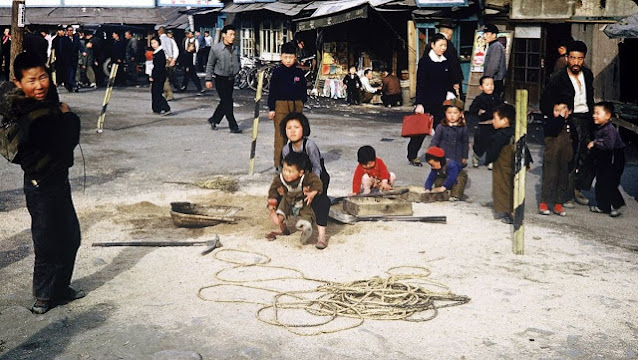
[512,89,528,255]
[9,0,25,81]
[407,20,416,99]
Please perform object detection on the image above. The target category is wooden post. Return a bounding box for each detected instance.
[407,20,417,99]
[9,0,25,81]
[248,70,265,175]
[96,64,119,133]
[513,89,528,255]
[391,50,397,76]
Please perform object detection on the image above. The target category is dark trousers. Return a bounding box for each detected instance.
[151,75,170,113]
[346,88,360,105]
[210,76,239,131]
[310,193,331,227]
[181,65,202,91]
[67,64,77,90]
[126,61,138,85]
[472,124,495,157]
[24,174,81,301]
[198,48,210,72]
[569,112,595,193]
[433,170,468,199]
[382,93,402,107]
[541,129,573,204]
[3,54,10,80]
[494,79,504,98]
[594,149,626,212]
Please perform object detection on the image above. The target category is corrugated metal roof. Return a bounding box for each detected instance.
[0,7,170,26]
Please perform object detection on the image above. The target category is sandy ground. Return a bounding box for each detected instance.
[1,86,637,359]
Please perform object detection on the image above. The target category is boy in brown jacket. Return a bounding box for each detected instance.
[267,152,323,244]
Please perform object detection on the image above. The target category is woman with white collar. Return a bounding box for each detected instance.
[149,38,171,116]
[408,33,454,166]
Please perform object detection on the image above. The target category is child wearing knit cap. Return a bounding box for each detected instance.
[424,146,468,201]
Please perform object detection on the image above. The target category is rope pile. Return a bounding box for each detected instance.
[198,249,470,335]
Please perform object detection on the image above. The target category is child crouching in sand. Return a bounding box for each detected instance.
[267,152,328,248]
[424,146,468,201]
[351,145,396,195]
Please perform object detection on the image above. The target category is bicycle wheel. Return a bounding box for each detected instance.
[247,67,260,91]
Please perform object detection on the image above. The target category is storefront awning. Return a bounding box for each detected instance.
[222,1,310,16]
[295,1,370,31]
[604,11,638,38]
[0,7,171,26]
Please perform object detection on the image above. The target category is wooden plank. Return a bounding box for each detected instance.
[615,117,638,135]
[343,197,413,217]
[397,186,450,203]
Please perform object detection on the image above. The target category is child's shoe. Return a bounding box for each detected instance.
[472,153,480,168]
[574,189,589,205]
[589,205,604,213]
[296,220,313,244]
[487,163,493,170]
[409,158,423,167]
[538,202,550,215]
[610,207,622,217]
[449,196,459,202]
[563,200,576,208]
[553,204,566,217]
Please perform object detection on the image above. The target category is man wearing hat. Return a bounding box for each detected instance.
[482,24,507,98]
[435,20,464,94]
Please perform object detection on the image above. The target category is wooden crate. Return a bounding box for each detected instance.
[342,197,413,217]
[398,186,450,203]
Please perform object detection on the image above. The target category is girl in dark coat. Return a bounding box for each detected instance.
[180,42,203,92]
[430,102,469,166]
[149,39,170,115]
[409,33,453,166]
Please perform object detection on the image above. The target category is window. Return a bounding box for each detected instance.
[416,25,436,59]
[259,19,291,61]
[240,20,255,58]
[512,38,541,83]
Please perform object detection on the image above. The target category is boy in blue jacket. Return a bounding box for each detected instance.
[424,146,468,201]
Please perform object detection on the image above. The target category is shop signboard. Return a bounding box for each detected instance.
[469,30,513,73]
[156,0,223,6]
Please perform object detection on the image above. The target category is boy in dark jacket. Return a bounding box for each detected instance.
[539,98,578,216]
[470,75,503,167]
[587,102,626,217]
[485,104,532,224]
[343,66,362,105]
[268,41,307,170]
[424,146,468,201]
[7,53,84,314]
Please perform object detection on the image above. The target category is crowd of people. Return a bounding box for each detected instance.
[0,20,628,315]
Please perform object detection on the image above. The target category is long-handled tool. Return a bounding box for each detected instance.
[329,207,446,225]
[92,235,222,255]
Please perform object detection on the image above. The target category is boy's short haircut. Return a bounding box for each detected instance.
[567,40,587,56]
[281,42,297,55]
[363,69,372,76]
[357,145,376,164]
[221,25,235,34]
[494,103,515,124]
[283,151,310,171]
[594,101,615,117]
[553,96,573,110]
[280,112,311,138]
[13,52,46,81]
[479,75,493,86]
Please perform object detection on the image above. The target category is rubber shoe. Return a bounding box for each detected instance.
[553,204,566,217]
[538,202,550,215]
[574,190,589,205]
[31,300,50,314]
[563,200,576,209]
[472,154,480,168]
[57,287,86,301]
[589,205,604,213]
[610,207,621,217]
[296,220,313,244]
[487,163,493,170]
[449,196,459,202]
[409,158,423,167]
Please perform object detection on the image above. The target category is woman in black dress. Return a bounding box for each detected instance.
[149,38,170,115]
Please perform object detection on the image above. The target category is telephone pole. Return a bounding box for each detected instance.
[9,0,25,80]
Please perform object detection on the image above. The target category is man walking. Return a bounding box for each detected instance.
[482,24,507,98]
[205,25,242,133]
[124,31,139,86]
[540,40,595,206]
[157,27,175,101]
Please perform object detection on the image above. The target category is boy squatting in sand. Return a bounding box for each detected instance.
[267,152,323,245]
[351,145,396,195]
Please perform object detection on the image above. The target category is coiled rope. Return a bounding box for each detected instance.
[198,248,470,336]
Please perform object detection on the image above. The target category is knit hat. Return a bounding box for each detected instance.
[425,146,446,164]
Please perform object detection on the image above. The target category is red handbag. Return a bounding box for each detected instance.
[401,113,433,137]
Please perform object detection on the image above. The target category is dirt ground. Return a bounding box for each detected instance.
[1,86,637,359]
